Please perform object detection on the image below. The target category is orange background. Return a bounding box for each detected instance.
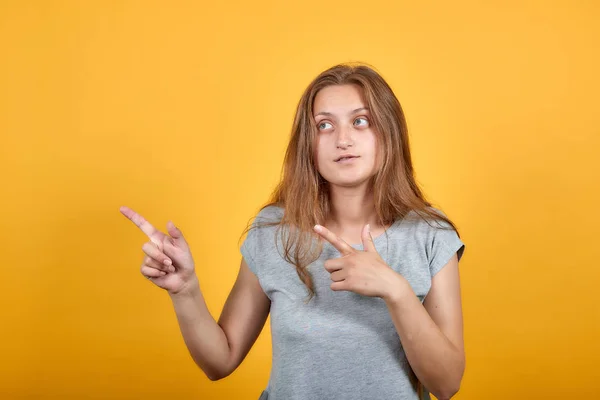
[1,1,598,399]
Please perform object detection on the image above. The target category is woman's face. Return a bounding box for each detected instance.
[313,84,378,188]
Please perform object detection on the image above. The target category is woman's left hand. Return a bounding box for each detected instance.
[314,224,406,299]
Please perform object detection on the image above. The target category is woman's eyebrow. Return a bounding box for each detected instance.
[314,107,369,118]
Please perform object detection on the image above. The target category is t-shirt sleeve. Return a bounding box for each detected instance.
[240,225,260,277]
[428,220,465,277]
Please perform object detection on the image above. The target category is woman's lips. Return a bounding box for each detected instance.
[335,156,360,163]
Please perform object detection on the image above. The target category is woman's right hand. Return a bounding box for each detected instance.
[120,206,198,295]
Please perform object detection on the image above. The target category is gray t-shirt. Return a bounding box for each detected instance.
[240,205,465,400]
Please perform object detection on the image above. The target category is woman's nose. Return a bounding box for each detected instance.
[336,126,354,149]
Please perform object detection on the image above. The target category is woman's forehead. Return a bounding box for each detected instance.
[313,85,367,115]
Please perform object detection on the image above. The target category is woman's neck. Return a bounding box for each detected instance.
[324,184,384,244]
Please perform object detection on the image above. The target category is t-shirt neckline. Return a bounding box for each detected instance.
[322,217,404,251]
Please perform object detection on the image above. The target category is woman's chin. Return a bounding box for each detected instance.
[327,176,371,189]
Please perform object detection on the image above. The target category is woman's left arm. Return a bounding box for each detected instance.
[313,223,464,399]
[382,254,465,400]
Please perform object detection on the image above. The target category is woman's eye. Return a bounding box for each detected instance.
[354,117,368,127]
[318,121,333,130]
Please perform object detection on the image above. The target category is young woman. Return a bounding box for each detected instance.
[120,63,466,400]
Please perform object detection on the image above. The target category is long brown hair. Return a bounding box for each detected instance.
[241,62,459,303]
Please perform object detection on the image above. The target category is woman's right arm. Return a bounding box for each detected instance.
[169,257,270,381]
[119,206,270,381]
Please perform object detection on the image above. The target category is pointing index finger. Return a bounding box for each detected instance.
[120,206,159,240]
[314,225,354,256]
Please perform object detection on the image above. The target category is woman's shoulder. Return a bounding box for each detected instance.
[390,206,465,269]
[245,204,284,234]
[403,206,453,224]
[254,203,284,223]
[395,206,458,237]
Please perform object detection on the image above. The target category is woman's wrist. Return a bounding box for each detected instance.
[381,270,413,306]
[169,274,201,299]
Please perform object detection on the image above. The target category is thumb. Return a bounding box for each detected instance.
[362,224,377,253]
[167,221,187,246]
